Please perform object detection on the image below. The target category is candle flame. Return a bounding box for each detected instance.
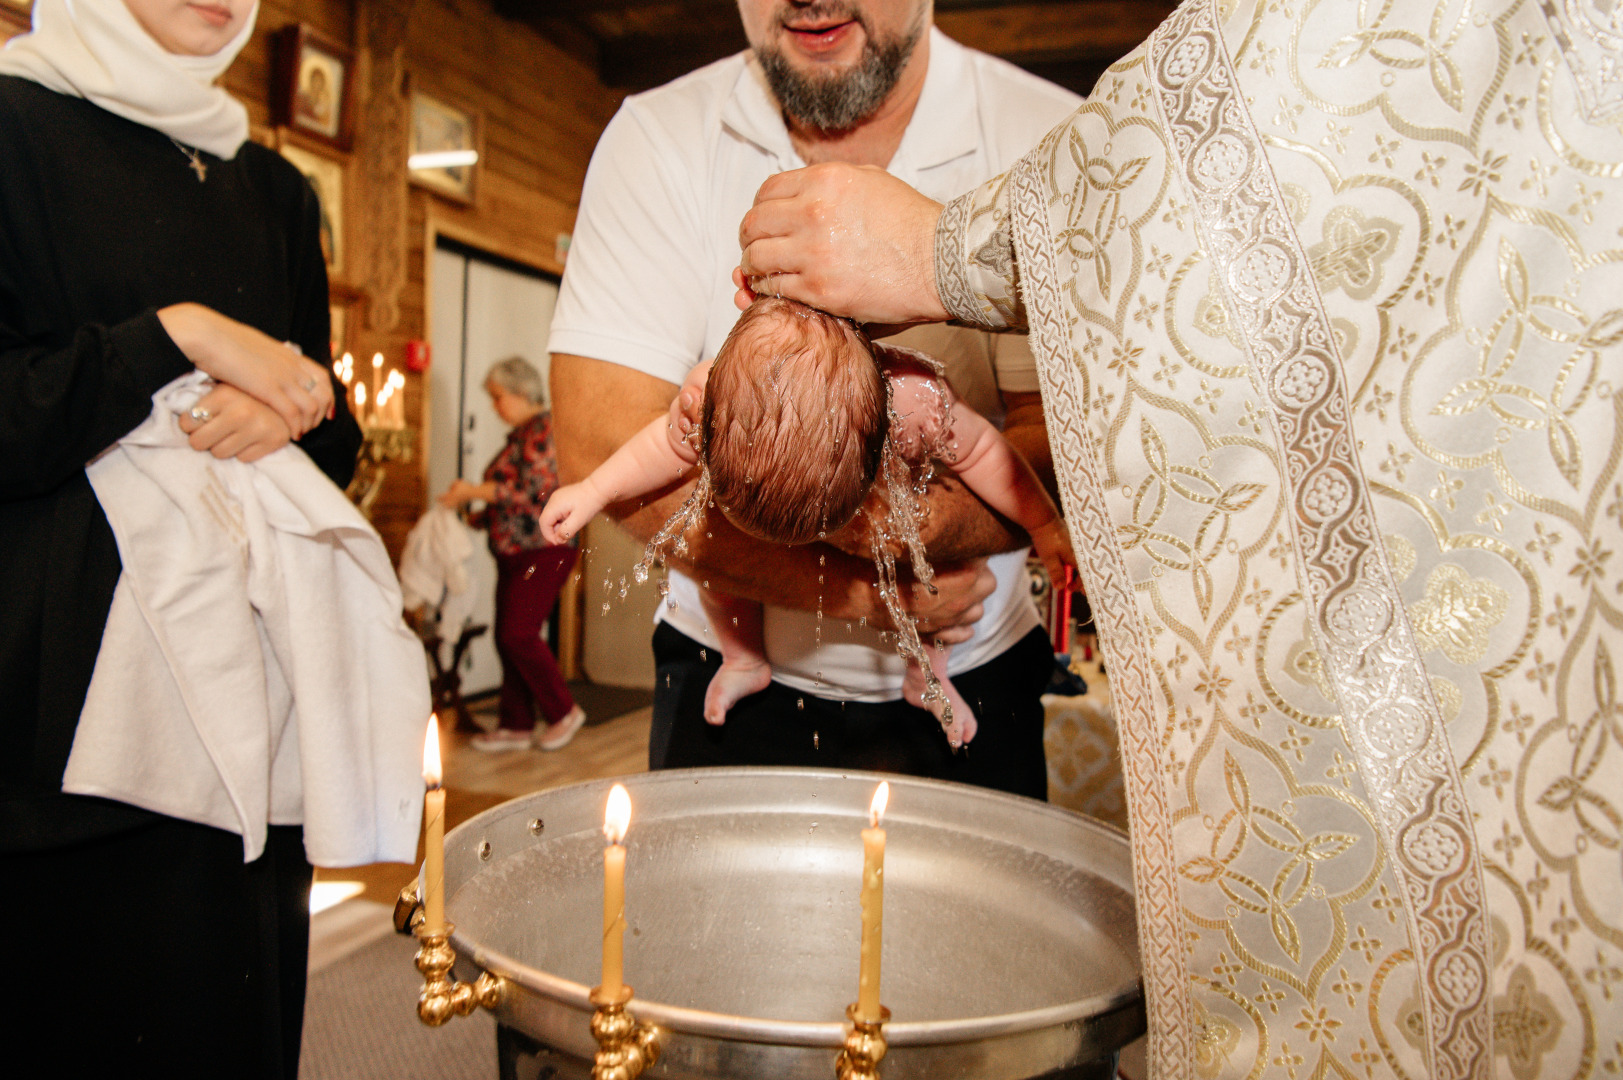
[604,783,631,844]
[869,781,889,828]
[355,383,367,406]
[422,714,442,789]
[372,351,384,368]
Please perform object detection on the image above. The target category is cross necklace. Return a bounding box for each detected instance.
[170,137,208,182]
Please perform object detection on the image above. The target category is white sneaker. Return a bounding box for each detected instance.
[534,705,587,751]
[470,728,533,752]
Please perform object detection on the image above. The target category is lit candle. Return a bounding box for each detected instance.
[371,351,384,414]
[355,381,367,422]
[422,715,446,932]
[388,369,406,429]
[602,783,631,996]
[856,781,888,1022]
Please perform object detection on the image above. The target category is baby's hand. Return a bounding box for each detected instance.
[1030,519,1076,588]
[665,385,704,461]
[540,483,600,544]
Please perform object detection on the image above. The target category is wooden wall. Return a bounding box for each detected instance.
[2,0,625,558]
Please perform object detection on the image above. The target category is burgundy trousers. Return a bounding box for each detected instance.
[494,546,579,731]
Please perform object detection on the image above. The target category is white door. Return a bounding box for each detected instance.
[427,241,561,698]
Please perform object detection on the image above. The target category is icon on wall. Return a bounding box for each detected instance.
[277,139,346,276]
[273,23,355,152]
[408,89,481,204]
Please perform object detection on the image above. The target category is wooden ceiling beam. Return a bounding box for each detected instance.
[935,1,1176,63]
[599,26,750,90]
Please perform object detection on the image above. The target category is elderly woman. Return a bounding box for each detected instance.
[0,1,361,1074]
[441,356,586,751]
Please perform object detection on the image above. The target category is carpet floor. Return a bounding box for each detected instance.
[301,917,495,1079]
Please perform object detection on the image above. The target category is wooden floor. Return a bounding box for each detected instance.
[316,695,653,906]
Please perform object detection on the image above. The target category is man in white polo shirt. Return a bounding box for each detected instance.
[547,0,1080,797]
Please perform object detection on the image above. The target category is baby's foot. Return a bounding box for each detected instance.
[703,658,772,725]
[903,664,979,748]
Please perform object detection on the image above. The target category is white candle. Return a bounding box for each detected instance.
[421,715,445,932]
[856,781,888,1022]
[602,784,631,996]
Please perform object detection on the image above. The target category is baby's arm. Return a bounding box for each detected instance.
[936,397,1075,581]
[540,362,709,544]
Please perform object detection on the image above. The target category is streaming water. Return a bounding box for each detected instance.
[617,362,965,748]
[861,415,960,745]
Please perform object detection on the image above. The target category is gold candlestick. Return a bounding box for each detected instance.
[589,984,661,1080]
[413,918,504,1026]
[835,1003,889,1080]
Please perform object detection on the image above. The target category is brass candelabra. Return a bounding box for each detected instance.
[835,1004,889,1080]
[588,984,662,1080]
[396,885,504,1026]
[347,425,416,518]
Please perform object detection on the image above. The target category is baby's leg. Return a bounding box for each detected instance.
[901,643,979,749]
[698,588,773,725]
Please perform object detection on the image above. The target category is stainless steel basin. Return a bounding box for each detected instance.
[443,767,1143,1079]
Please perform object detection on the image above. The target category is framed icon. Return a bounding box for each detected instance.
[277,138,346,276]
[273,23,355,152]
[408,90,481,204]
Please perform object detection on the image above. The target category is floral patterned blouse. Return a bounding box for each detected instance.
[478,412,564,555]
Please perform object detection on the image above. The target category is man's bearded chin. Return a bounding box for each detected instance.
[757,15,923,133]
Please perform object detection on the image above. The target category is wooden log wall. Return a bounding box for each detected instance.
[2,0,625,559]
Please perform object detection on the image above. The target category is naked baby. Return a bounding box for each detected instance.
[541,297,1072,749]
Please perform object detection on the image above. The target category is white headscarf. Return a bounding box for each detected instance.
[0,0,259,159]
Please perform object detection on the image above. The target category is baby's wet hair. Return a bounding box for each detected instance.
[701,297,888,545]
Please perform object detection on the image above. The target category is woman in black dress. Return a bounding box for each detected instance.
[0,1,360,1074]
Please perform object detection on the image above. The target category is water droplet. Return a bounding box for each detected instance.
[658,579,670,597]
[699,648,708,662]
[601,602,610,614]
[818,553,826,567]
[665,674,671,687]
[731,616,738,627]
[813,731,820,749]
[859,617,867,628]
[702,580,709,589]
[796,697,804,711]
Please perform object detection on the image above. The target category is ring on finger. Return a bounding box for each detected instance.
[189,406,213,424]
[302,377,318,392]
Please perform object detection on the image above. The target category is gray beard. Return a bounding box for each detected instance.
[756,26,921,133]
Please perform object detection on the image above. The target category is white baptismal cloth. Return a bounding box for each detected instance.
[67,372,429,866]
[398,503,478,633]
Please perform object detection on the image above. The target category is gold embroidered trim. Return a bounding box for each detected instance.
[1010,121,1198,1077]
[1146,2,1495,1077]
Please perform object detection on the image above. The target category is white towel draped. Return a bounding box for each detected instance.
[68,372,430,866]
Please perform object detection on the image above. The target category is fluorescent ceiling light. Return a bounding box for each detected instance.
[409,150,479,170]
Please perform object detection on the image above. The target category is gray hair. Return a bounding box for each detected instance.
[485,356,546,406]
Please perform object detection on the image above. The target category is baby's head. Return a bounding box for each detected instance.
[701,297,887,545]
